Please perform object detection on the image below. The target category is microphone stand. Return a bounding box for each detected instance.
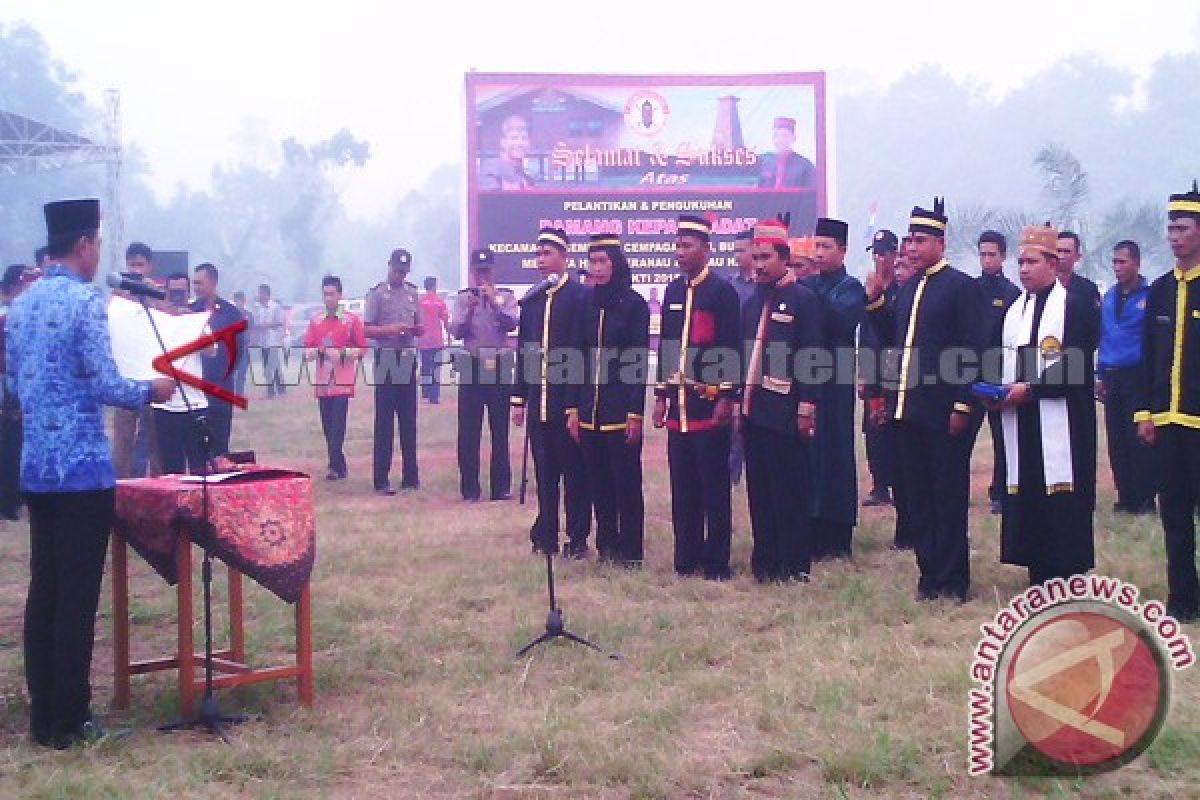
[515,550,619,661]
[137,296,246,742]
[512,276,617,661]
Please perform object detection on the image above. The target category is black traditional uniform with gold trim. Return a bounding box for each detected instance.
[866,199,983,601]
[1134,182,1200,621]
[656,215,742,579]
[513,227,592,556]
[739,220,825,581]
[567,234,650,564]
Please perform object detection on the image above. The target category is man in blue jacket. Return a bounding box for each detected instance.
[1098,240,1155,515]
[7,199,173,748]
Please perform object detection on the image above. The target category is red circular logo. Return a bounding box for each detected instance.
[1005,609,1168,769]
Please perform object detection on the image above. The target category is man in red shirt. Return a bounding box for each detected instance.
[418,276,449,404]
[303,275,368,480]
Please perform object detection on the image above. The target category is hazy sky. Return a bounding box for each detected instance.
[6,1,1200,219]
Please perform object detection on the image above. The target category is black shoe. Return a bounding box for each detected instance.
[862,489,891,507]
[1113,501,1129,514]
[55,718,129,749]
[704,567,733,582]
[463,494,481,503]
[563,541,590,560]
[989,500,1002,515]
[400,481,419,491]
[375,485,397,496]
[531,541,559,557]
[491,492,512,501]
[1131,499,1158,516]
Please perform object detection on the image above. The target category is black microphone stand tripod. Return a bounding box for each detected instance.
[512,343,616,661]
[515,549,619,660]
[136,295,247,742]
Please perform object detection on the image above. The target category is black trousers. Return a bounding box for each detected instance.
[206,398,233,456]
[581,428,644,563]
[373,358,419,489]
[154,409,207,474]
[668,427,733,579]
[528,415,591,551]
[457,381,511,500]
[0,411,22,515]
[1156,425,1200,619]
[23,489,113,743]
[890,425,915,550]
[318,396,349,474]
[744,423,810,581]
[811,520,853,561]
[968,408,1006,504]
[894,421,972,600]
[863,408,894,494]
[1105,367,1157,510]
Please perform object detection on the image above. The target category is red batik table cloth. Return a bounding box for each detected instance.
[113,468,315,603]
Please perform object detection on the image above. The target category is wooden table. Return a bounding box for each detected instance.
[110,472,316,715]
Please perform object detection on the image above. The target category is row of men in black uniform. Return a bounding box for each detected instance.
[500,188,1200,619]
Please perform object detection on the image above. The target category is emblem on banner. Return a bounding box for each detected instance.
[625,90,670,137]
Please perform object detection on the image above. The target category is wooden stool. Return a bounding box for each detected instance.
[111,528,314,715]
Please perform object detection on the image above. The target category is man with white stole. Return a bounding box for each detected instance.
[987,224,1097,586]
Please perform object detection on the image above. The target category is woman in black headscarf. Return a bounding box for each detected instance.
[566,233,651,565]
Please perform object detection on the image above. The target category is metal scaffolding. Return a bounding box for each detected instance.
[0,92,123,266]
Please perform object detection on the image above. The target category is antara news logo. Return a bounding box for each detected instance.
[153,319,249,408]
[968,574,1194,777]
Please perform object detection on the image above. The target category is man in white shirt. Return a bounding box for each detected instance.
[153,273,210,473]
[251,282,287,397]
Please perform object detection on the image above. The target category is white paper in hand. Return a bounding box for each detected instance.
[108,295,211,381]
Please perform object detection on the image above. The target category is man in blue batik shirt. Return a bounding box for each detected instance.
[6,198,173,748]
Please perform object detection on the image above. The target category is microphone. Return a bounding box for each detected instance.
[518,276,557,306]
[107,272,166,300]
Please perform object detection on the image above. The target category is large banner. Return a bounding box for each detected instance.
[465,72,828,287]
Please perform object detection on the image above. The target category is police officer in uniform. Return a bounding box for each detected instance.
[513,228,592,557]
[1135,181,1200,622]
[865,198,983,601]
[566,234,650,565]
[653,215,741,580]
[364,248,422,494]
[737,218,824,582]
[451,247,518,502]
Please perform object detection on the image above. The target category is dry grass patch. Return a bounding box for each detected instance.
[0,384,1196,798]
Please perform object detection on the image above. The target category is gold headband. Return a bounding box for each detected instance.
[537,232,568,250]
[909,216,946,231]
[1168,200,1200,215]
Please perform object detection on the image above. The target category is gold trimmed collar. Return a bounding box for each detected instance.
[921,259,948,277]
[688,265,711,288]
[1175,263,1200,283]
[546,271,570,295]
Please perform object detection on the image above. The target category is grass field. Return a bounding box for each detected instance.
[0,383,1197,799]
